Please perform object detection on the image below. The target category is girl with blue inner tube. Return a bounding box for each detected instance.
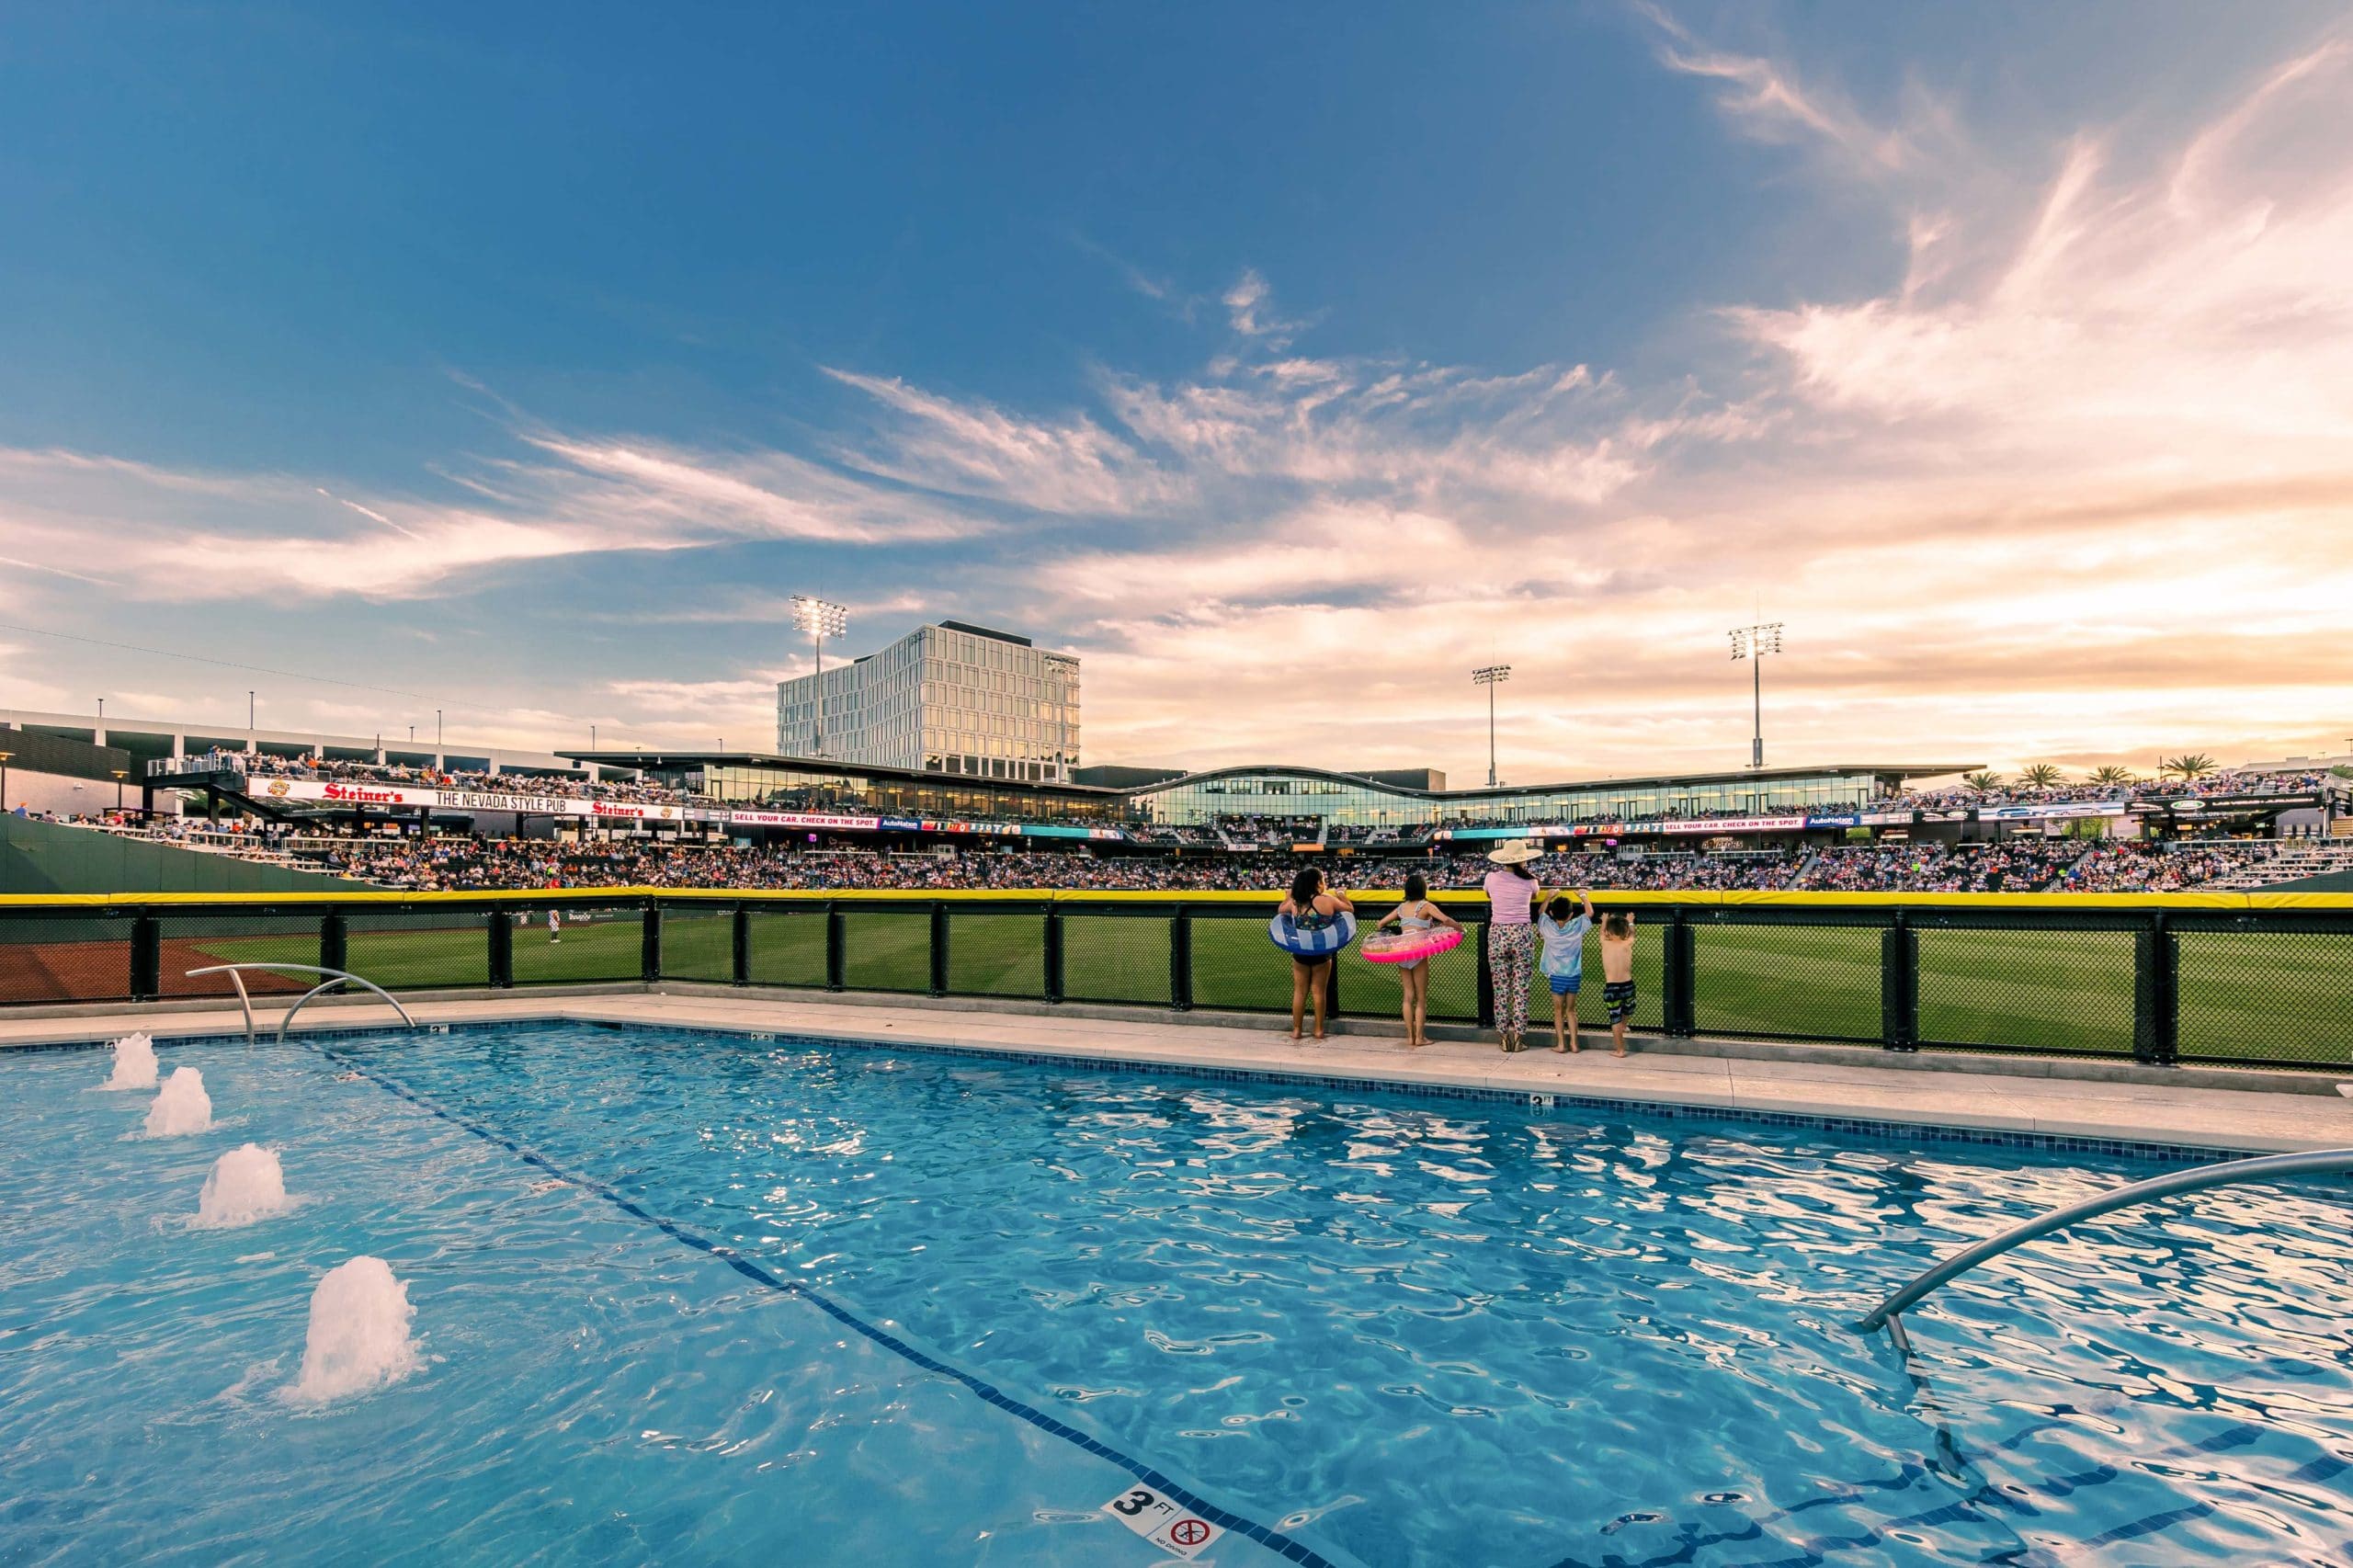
[1278,867,1354,1041]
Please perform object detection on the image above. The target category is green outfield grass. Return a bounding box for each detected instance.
[162,909,2349,1068]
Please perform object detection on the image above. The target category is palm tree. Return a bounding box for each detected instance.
[1962,770,2006,794]
[2159,753,2217,780]
[2018,763,2063,789]
[2087,765,2134,787]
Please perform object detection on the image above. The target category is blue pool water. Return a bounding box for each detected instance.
[5,1022,2351,1567]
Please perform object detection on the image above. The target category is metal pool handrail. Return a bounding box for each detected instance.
[182,962,418,1045]
[1855,1147,2353,1336]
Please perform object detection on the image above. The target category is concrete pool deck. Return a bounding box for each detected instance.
[9,986,2353,1155]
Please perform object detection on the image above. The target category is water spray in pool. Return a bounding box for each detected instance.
[101,1032,158,1091]
[195,1144,290,1228]
[143,1067,212,1137]
[291,1256,420,1403]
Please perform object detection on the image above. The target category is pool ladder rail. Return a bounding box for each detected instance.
[182,962,420,1046]
[1855,1146,2353,1348]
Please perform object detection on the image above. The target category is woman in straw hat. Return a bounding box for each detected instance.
[1483,839,1544,1051]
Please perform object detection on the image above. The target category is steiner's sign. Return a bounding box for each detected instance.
[255,778,591,817]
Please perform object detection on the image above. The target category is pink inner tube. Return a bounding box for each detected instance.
[1359,926,1465,965]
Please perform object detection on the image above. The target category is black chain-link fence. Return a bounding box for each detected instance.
[656,907,734,984]
[8,894,2348,1073]
[1913,917,2138,1057]
[745,909,826,988]
[1060,912,1172,1006]
[2172,916,2353,1072]
[945,911,1046,999]
[838,911,928,994]
[344,908,494,991]
[509,905,643,987]
[0,912,132,1004]
[1690,913,1880,1042]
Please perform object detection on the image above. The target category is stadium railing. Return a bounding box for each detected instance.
[4,888,2349,1073]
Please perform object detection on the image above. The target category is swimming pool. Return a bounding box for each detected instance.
[6,1020,2350,1566]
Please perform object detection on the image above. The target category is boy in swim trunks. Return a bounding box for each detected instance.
[1599,912,1637,1058]
[1536,890,1593,1053]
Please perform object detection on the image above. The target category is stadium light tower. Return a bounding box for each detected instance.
[1729,622,1784,769]
[791,596,849,756]
[1472,665,1512,788]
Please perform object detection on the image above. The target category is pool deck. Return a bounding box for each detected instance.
[10,989,2353,1155]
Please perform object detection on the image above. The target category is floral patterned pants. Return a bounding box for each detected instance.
[1488,924,1537,1035]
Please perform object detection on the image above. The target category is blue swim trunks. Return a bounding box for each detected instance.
[1547,973,1581,996]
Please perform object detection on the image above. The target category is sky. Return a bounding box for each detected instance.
[3,1,2350,782]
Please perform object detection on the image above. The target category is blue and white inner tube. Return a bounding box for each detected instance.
[1269,909,1358,960]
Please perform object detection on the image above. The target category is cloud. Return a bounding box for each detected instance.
[821,368,1184,515]
[1634,3,1918,175]
[0,418,992,603]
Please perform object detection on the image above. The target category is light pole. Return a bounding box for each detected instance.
[1729,622,1784,769]
[791,596,848,756]
[1472,665,1511,788]
[111,768,127,812]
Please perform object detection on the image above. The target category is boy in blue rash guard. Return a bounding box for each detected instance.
[1537,889,1594,1053]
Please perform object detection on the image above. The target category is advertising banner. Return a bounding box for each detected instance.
[878,816,924,832]
[726,810,882,831]
[1020,824,1096,839]
[1860,810,1916,826]
[1660,815,1806,835]
[1976,801,2126,822]
[250,778,598,818]
[1805,813,1861,829]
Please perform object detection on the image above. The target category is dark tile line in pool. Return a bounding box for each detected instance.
[309,1040,1342,1568]
[25,1015,2267,1168]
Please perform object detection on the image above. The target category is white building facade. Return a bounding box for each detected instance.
[775,621,1081,783]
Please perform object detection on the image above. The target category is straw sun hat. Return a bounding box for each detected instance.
[1484,840,1542,865]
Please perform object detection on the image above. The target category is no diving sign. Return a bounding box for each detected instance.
[1101,1483,1222,1560]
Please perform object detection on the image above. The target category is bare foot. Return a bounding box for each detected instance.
[1613,1049,1627,1058]
[1313,1030,1327,1041]
[1288,1029,1302,1041]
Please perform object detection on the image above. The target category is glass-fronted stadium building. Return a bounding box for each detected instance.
[561,752,1978,835]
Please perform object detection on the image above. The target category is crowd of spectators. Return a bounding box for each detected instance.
[267,833,2283,896]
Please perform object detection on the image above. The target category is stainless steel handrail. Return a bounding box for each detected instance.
[1855,1147,2353,1335]
[183,962,417,1045]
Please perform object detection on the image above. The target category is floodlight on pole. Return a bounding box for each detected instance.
[1472,665,1512,788]
[1729,622,1784,769]
[790,596,849,756]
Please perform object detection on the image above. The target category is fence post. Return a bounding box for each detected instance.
[1042,906,1065,1004]
[487,907,513,989]
[731,904,750,987]
[1324,934,1343,1019]
[320,912,347,977]
[130,914,160,1001]
[1880,913,1918,1050]
[1169,907,1193,1011]
[641,901,663,984]
[825,902,847,992]
[1665,909,1697,1038]
[928,902,949,997]
[2134,913,2178,1066]
[1475,921,1495,1029]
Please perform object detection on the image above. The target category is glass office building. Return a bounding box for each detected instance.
[776,621,1082,783]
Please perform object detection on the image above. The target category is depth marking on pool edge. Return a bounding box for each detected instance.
[314,1043,1343,1568]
